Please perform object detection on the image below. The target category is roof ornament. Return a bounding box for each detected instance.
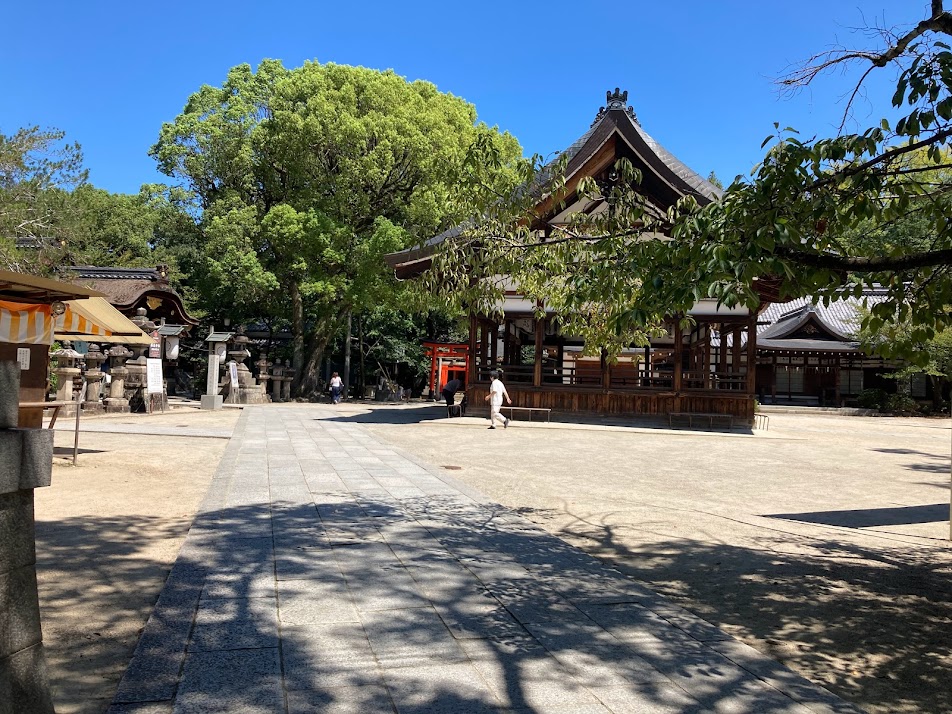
[591,88,639,127]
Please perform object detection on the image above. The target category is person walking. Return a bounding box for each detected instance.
[484,370,511,429]
[329,372,344,404]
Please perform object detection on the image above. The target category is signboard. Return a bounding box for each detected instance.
[149,330,161,359]
[16,348,30,371]
[229,361,239,389]
[146,358,164,394]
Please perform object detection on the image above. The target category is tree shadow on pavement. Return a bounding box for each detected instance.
[538,504,952,714]
[94,493,867,714]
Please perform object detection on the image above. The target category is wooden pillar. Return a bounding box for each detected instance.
[479,319,489,375]
[745,317,757,394]
[718,323,728,374]
[673,318,683,393]
[600,348,611,390]
[732,327,742,371]
[489,321,499,368]
[502,319,511,365]
[467,314,478,384]
[834,355,842,406]
[703,326,712,390]
[533,314,544,387]
[771,353,777,400]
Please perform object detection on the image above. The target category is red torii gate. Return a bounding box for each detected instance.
[423,341,469,398]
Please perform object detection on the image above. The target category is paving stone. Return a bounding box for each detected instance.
[286,684,395,714]
[173,648,283,713]
[202,571,275,600]
[277,578,360,625]
[361,607,467,667]
[381,662,502,713]
[187,597,279,652]
[585,681,701,713]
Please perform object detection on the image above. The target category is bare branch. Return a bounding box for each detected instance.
[776,245,952,272]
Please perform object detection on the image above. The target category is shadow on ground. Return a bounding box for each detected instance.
[517,503,952,714]
[101,494,868,713]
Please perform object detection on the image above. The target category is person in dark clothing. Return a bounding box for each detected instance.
[441,378,463,416]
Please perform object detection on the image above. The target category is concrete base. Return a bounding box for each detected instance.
[104,400,130,414]
[200,395,224,411]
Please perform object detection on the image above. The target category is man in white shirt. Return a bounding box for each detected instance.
[485,370,512,429]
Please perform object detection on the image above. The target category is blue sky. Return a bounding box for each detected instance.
[2,1,924,195]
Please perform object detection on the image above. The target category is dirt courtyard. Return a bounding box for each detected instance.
[31,404,951,713]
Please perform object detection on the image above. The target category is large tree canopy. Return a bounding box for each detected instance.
[152,60,520,395]
[427,2,952,358]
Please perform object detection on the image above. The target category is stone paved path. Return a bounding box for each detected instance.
[108,406,864,713]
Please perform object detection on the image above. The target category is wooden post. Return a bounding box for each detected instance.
[745,317,757,394]
[732,326,742,371]
[533,314,544,387]
[467,314,478,384]
[600,348,610,390]
[703,325,712,390]
[479,319,489,374]
[503,319,511,365]
[672,317,683,393]
[490,321,498,368]
[718,322,728,375]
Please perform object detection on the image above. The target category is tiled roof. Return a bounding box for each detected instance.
[757,287,889,340]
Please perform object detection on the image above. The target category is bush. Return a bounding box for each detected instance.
[884,393,919,415]
[856,388,888,410]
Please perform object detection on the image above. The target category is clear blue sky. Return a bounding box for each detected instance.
[2,1,924,195]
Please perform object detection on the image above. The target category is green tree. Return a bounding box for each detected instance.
[428,2,952,354]
[152,60,520,396]
[0,126,86,273]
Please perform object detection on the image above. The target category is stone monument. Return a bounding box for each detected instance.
[82,344,106,415]
[0,361,55,713]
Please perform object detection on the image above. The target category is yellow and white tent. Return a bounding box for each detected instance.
[0,301,54,345]
[0,298,151,346]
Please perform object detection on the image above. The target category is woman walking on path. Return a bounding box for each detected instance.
[329,372,344,404]
[485,370,511,429]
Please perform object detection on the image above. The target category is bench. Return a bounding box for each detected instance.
[19,401,71,429]
[668,412,733,430]
[499,406,552,423]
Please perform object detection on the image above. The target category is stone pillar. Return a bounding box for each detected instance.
[0,361,55,713]
[105,345,132,414]
[271,361,285,403]
[255,354,272,403]
[82,344,106,415]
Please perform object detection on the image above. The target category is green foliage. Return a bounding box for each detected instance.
[426,5,952,358]
[856,388,888,410]
[152,60,521,393]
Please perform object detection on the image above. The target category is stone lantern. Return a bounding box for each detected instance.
[126,308,157,410]
[82,344,106,414]
[255,353,272,402]
[270,360,285,403]
[50,342,82,413]
[105,345,133,413]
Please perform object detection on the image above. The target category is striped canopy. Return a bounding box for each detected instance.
[0,301,54,345]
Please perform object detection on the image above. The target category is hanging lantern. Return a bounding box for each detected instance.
[165,335,180,360]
